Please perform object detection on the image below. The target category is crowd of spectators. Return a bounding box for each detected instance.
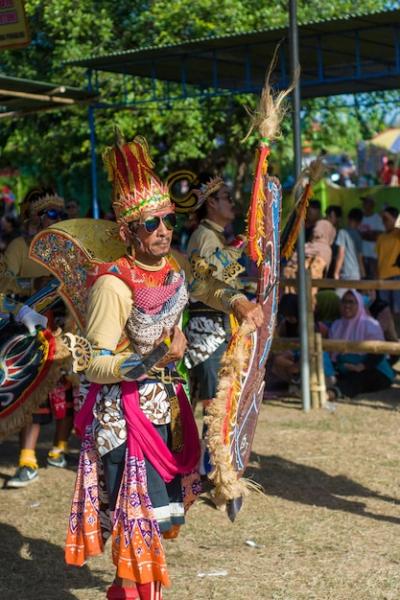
[272,195,400,402]
[1,183,399,406]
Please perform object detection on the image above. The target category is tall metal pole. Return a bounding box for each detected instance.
[87,70,100,219]
[289,0,311,411]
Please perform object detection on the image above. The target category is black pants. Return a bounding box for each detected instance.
[191,340,227,401]
[101,423,183,531]
[337,368,392,398]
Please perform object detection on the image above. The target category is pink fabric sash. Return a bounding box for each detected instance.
[74,381,200,482]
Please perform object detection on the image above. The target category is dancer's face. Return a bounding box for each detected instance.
[207,184,235,226]
[129,208,175,262]
[214,185,235,222]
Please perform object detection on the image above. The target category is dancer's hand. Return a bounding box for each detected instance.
[16,305,48,335]
[231,297,264,330]
[156,326,187,367]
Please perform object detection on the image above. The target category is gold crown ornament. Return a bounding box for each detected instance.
[198,176,224,206]
[21,188,64,220]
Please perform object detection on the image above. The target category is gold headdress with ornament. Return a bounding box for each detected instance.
[20,188,64,221]
[197,176,224,207]
[102,131,172,235]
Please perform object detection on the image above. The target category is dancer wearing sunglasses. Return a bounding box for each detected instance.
[63,134,262,600]
[2,188,74,488]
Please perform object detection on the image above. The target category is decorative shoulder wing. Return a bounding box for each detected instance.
[29,219,125,330]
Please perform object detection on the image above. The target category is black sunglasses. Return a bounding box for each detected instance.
[39,208,64,220]
[141,212,176,233]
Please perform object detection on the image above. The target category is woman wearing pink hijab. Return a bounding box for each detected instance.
[328,290,395,399]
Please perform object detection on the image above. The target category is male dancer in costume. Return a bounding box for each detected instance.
[185,175,248,474]
[65,134,262,600]
[2,189,74,487]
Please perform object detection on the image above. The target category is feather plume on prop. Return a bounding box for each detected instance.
[280,157,325,260]
[244,48,297,265]
[205,58,295,521]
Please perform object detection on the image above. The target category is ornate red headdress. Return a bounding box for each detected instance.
[102,132,172,232]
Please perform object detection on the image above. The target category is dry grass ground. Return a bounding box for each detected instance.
[1,381,400,600]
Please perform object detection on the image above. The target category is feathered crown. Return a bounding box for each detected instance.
[102,131,171,225]
[198,176,224,206]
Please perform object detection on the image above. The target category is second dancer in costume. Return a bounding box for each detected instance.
[2,189,74,487]
[185,175,249,475]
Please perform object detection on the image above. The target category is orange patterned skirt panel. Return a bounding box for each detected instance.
[65,432,171,587]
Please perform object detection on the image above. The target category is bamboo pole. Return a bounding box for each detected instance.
[305,271,320,409]
[282,278,400,291]
[0,88,75,104]
[272,337,400,355]
[315,332,327,407]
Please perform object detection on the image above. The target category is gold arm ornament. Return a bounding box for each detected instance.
[62,333,93,373]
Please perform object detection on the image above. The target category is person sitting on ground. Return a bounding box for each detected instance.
[267,294,334,394]
[333,208,365,282]
[314,290,341,331]
[365,291,398,344]
[327,290,395,400]
[267,294,301,393]
[376,206,400,336]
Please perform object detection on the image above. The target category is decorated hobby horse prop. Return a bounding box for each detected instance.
[205,73,298,521]
[0,280,71,441]
[0,254,96,441]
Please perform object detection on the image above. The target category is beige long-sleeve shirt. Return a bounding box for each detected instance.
[4,236,49,278]
[85,249,245,384]
[0,236,50,296]
[186,219,244,289]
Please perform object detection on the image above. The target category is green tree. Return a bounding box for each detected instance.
[0,0,395,213]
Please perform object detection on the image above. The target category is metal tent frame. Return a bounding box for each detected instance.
[0,75,96,118]
[67,7,400,411]
[69,7,400,104]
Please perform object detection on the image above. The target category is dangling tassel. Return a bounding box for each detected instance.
[246,143,270,265]
[281,157,325,260]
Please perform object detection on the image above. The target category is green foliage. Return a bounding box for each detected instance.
[0,0,396,213]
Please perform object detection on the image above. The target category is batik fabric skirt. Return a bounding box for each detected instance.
[65,381,201,588]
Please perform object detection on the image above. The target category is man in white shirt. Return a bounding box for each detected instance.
[359,196,385,279]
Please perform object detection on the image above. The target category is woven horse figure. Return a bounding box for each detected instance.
[0,281,71,441]
[205,174,281,520]
[205,62,297,519]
